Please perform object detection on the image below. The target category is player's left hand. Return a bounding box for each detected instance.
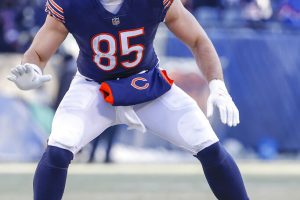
[207,79,240,127]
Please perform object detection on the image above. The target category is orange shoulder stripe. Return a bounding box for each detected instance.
[48,0,64,13]
[46,4,65,21]
[163,0,169,5]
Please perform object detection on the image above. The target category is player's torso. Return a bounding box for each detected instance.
[63,0,163,82]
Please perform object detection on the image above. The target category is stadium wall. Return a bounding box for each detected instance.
[166,29,300,154]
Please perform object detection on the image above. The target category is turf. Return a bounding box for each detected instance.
[0,162,299,200]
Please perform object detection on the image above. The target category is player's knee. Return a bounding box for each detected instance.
[44,146,74,169]
[177,110,219,153]
[194,142,229,168]
[49,113,85,150]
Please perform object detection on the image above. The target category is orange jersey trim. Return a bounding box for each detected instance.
[99,82,115,105]
[160,70,174,86]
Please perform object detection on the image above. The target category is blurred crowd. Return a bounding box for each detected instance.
[0,0,300,52]
[0,0,46,52]
[185,0,300,28]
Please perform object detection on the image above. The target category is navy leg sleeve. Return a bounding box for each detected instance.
[33,146,73,200]
[195,142,249,200]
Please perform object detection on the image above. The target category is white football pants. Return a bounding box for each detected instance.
[48,72,219,155]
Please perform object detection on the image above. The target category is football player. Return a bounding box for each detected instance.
[7,0,249,199]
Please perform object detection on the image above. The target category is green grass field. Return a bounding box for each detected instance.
[0,162,300,200]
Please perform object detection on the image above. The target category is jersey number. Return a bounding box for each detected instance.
[91,28,145,71]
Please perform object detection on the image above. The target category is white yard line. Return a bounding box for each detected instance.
[0,162,299,176]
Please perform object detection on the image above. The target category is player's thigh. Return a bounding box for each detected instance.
[135,85,219,154]
[48,74,116,154]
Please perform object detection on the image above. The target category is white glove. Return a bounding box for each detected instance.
[7,63,52,90]
[207,79,240,127]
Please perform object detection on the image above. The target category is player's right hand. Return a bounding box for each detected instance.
[7,63,52,90]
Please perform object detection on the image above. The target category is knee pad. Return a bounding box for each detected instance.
[43,146,74,169]
[50,113,84,149]
[177,110,219,153]
[195,142,228,168]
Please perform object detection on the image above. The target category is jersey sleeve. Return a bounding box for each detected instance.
[45,0,65,23]
[160,0,175,22]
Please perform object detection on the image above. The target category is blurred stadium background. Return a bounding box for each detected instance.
[1,0,300,199]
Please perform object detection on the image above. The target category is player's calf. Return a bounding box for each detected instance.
[195,142,249,200]
[33,146,73,200]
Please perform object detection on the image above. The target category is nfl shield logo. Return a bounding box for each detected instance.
[112,17,120,26]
